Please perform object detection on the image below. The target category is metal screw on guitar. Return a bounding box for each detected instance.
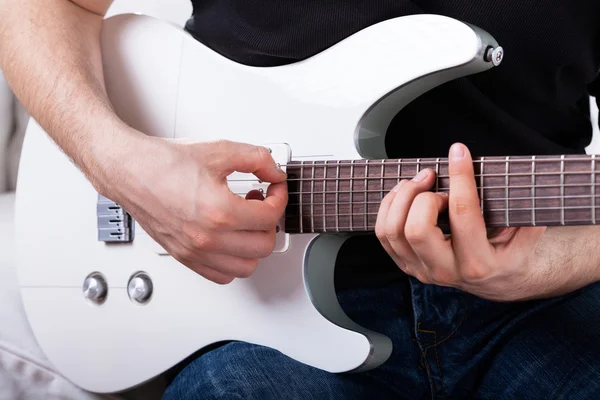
[485,46,504,66]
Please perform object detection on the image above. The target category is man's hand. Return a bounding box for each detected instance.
[375,143,599,302]
[100,136,288,285]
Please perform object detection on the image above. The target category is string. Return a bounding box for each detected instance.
[227,169,600,183]
[284,205,600,219]
[283,219,595,232]
[283,193,600,207]
[232,181,598,196]
[272,156,598,168]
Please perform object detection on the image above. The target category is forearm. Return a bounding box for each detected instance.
[0,0,138,189]
[532,226,600,296]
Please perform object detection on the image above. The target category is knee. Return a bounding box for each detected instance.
[162,342,329,399]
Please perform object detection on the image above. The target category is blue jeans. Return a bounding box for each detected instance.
[163,276,600,399]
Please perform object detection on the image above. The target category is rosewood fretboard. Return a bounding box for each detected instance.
[284,155,600,234]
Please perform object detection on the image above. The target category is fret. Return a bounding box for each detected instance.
[323,162,327,233]
[397,159,401,186]
[364,160,369,230]
[299,161,304,233]
[416,158,421,178]
[435,158,440,193]
[479,156,485,213]
[350,160,355,232]
[311,162,315,233]
[593,155,596,225]
[560,155,565,226]
[531,156,536,226]
[505,156,510,227]
[380,159,385,202]
[336,160,340,232]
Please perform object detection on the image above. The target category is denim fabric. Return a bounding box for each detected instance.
[163,276,600,399]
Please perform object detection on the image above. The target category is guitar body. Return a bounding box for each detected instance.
[15,14,500,393]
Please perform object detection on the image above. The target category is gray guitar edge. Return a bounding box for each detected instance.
[355,22,502,159]
[303,234,393,372]
[305,22,502,372]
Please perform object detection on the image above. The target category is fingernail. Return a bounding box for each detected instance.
[437,192,449,197]
[450,144,465,161]
[412,169,429,182]
[276,163,286,176]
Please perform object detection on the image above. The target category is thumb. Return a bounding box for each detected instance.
[206,140,287,183]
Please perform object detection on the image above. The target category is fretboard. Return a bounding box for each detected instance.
[284,155,600,234]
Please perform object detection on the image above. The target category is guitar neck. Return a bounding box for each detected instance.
[284,155,600,234]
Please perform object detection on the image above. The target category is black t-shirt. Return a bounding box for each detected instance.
[185,1,600,288]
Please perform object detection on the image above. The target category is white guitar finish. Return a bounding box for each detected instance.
[15,14,500,393]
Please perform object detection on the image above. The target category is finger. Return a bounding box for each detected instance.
[226,181,288,230]
[376,181,406,269]
[189,252,260,279]
[187,264,236,285]
[209,140,287,183]
[188,229,277,259]
[375,180,402,242]
[447,143,492,259]
[405,192,456,283]
[385,169,436,266]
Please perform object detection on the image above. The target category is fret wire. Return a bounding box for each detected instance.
[311,162,315,233]
[593,155,596,225]
[505,156,509,227]
[277,156,600,168]
[381,159,385,203]
[299,161,304,233]
[435,158,440,193]
[336,160,340,232]
[364,160,368,231]
[350,160,355,232]
[323,162,327,233]
[480,156,485,213]
[284,192,600,207]
[531,156,536,226]
[416,158,421,181]
[397,159,401,189]
[560,155,565,226]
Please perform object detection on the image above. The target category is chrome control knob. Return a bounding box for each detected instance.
[83,273,108,304]
[128,272,153,304]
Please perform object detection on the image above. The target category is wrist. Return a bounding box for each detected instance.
[81,121,148,200]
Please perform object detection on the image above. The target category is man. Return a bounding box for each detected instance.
[1,0,600,398]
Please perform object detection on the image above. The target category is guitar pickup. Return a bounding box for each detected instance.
[97,194,134,242]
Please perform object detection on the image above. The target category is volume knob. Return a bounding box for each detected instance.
[83,273,108,304]
[127,272,153,304]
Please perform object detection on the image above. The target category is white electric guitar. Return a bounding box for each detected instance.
[15,13,517,393]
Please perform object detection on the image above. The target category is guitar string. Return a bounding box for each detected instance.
[284,205,600,219]
[233,181,597,196]
[283,193,600,207]
[272,156,598,168]
[285,220,595,231]
[227,170,600,182]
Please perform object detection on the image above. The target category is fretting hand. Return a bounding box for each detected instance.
[375,143,553,301]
